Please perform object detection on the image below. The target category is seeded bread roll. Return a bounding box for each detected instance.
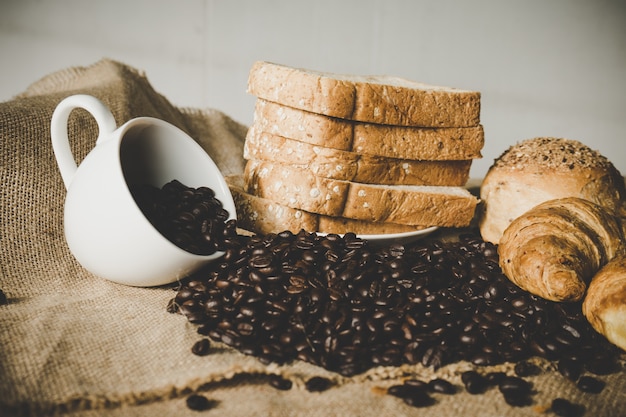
[247,61,481,127]
[252,99,484,160]
[227,175,425,236]
[244,128,472,186]
[479,137,626,244]
[243,160,478,227]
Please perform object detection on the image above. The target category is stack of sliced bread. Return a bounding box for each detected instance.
[228,61,482,236]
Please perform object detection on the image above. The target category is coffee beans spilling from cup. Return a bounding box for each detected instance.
[169,229,622,412]
[131,180,235,255]
[144,182,621,412]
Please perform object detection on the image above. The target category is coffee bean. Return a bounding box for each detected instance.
[585,355,620,375]
[186,394,215,411]
[498,376,532,399]
[268,374,292,390]
[305,376,332,392]
[484,371,506,386]
[402,390,435,408]
[514,360,541,377]
[191,338,211,356]
[551,398,584,417]
[387,384,415,398]
[403,378,428,390]
[576,376,605,394]
[427,378,456,394]
[502,391,532,407]
[461,371,488,395]
[166,298,179,314]
[557,357,583,381]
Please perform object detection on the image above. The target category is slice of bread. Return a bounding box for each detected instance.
[247,61,481,127]
[252,99,484,159]
[226,175,425,235]
[243,160,478,227]
[244,128,472,186]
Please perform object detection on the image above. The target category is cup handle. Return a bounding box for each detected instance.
[50,94,118,190]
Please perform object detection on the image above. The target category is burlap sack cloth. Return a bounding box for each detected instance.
[1,59,624,417]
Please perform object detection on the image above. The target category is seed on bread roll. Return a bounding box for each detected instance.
[479,137,626,244]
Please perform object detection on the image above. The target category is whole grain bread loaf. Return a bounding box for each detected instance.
[479,137,626,244]
[252,99,484,159]
[247,61,481,127]
[227,175,426,235]
[243,160,478,227]
[244,128,472,186]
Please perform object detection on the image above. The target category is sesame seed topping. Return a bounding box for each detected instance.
[493,137,613,171]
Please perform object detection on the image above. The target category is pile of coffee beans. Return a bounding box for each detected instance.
[131,180,233,255]
[159,188,622,413]
[173,230,621,377]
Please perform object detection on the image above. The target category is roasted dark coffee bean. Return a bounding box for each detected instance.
[498,376,532,397]
[471,352,497,366]
[268,374,293,390]
[387,384,416,398]
[305,376,332,392]
[186,394,215,411]
[402,390,435,408]
[427,378,456,394]
[557,357,583,381]
[485,372,505,387]
[502,391,532,407]
[403,378,428,390]
[166,298,179,314]
[551,398,584,417]
[514,360,541,377]
[585,355,620,375]
[191,338,211,356]
[576,376,605,394]
[461,371,488,395]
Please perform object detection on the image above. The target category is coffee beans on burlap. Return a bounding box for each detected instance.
[173,230,624,412]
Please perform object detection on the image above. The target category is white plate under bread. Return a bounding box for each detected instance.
[318,226,439,246]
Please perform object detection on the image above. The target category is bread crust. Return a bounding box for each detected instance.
[244,128,472,186]
[479,137,626,244]
[248,61,481,127]
[243,160,478,227]
[227,175,319,234]
[226,175,425,235]
[252,99,484,160]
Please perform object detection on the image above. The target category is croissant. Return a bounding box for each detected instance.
[583,251,626,351]
[498,197,624,302]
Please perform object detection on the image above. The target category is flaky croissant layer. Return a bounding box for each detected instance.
[583,252,626,351]
[498,197,624,302]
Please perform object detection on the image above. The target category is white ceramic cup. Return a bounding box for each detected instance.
[50,94,237,287]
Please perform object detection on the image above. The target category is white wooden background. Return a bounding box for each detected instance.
[1,0,624,178]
